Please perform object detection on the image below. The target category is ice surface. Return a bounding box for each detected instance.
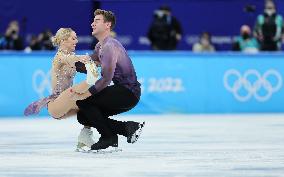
[0,114,284,177]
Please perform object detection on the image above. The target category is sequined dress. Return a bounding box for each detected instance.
[24,50,77,116]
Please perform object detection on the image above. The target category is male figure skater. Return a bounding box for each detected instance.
[73,9,144,151]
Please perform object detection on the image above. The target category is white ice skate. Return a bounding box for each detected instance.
[76,128,95,152]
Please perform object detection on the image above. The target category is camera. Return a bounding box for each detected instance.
[244,5,256,13]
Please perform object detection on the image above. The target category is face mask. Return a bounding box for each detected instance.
[154,10,165,18]
[242,33,250,40]
[265,9,275,16]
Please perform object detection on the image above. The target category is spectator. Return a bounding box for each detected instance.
[25,35,41,52]
[25,29,55,51]
[38,29,55,50]
[253,0,284,51]
[0,20,24,50]
[192,32,215,52]
[232,25,259,53]
[147,5,182,50]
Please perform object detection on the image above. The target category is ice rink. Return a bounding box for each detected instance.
[0,114,284,177]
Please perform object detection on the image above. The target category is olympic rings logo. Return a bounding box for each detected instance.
[32,70,52,98]
[224,69,282,102]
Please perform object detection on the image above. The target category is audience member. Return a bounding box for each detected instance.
[253,0,284,51]
[147,5,182,50]
[192,32,215,52]
[233,25,259,53]
[0,20,24,50]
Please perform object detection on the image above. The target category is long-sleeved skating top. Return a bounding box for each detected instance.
[24,50,77,116]
[51,50,77,95]
[88,36,141,98]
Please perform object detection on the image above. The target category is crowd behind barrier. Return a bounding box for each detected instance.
[1,0,284,51]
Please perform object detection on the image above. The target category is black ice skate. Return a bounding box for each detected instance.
[126,121,145,143]
[90,135,118,151]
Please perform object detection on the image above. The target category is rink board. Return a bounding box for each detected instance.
[1,51,284,116]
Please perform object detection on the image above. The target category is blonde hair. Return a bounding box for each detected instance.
[51,28,74,47]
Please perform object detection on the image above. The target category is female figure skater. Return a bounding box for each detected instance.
[24,28,98,149]
[24,28,97,118]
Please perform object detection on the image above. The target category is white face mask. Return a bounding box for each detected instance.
[154,10,165,18]
[265,9,275,16]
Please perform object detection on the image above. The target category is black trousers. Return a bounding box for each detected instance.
[76,85,139,138]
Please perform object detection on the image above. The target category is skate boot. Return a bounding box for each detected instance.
[126,121,145,143]
[76,128,95,151]
[90,135,118,151]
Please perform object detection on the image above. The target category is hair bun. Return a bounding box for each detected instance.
[51,28,73,47]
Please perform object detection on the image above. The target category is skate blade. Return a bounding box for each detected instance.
[89,147,122,154]
[130,121,145,144]
[75,142,91,152]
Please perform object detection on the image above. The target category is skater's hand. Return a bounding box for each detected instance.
[71,91,91,101]
[71,81,89,94]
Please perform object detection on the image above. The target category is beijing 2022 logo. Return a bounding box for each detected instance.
[223,69,282,102]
